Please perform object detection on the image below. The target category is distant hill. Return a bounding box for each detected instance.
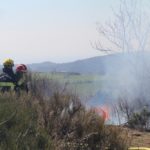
[1,52,149,74]
[28,61,57,72]
[26,53,129,74]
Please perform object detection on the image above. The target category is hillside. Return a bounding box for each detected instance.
[1,52,150,74]
[26,53,128,74]
[27,56,106,74]
[27,52,150,74]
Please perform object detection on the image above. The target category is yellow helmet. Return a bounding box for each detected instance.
[3,58,14,67]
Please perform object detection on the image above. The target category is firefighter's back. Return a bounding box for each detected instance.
[0,73,16,92]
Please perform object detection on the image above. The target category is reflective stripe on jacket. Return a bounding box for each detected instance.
[0,82,15,90]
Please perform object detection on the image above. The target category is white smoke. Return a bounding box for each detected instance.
[102,52,150,109]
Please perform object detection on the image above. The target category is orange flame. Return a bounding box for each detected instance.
[94,106,110,121]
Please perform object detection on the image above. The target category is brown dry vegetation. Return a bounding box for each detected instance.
[1,73,150,149]
[126,128,150,147]
[0,74,131,150]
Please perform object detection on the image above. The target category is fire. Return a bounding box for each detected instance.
[94,105,110,121]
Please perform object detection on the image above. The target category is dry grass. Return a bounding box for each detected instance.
[127,128,150,147]
[0,74,130,149]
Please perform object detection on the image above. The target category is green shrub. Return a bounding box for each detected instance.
[128,106,150,131]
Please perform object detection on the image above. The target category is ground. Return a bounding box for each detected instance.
[126,128,150,147]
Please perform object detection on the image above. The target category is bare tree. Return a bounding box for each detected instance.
[93,0,150,53]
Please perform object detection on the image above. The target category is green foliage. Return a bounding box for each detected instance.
[37,72,104,97]
[0,93,53,150]
[128,106,150,131]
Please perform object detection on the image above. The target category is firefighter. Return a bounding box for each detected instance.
[15,64,28,92]
[0,59,16,92]
[2,58,16,82]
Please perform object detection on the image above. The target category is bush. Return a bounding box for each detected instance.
[0,73,130,149]
[114,97,150,131]
[128,106,150,131]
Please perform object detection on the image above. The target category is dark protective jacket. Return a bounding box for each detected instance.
[2,67,16,83]
[15,72,29,93]
[0,69,28,93]
[0,73,16,92]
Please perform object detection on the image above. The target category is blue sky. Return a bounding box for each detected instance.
[0,0,149,64]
